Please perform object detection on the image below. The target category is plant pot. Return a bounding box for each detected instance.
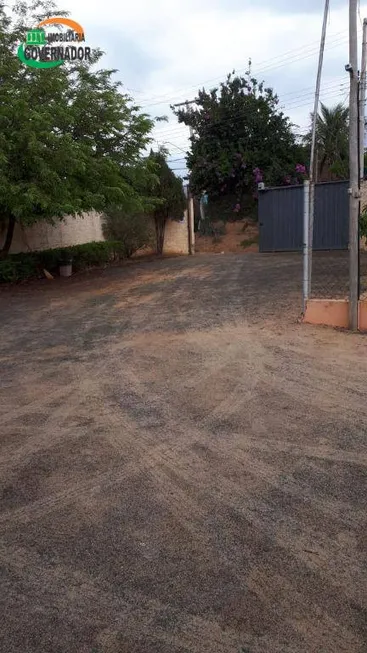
[59,260,73,277]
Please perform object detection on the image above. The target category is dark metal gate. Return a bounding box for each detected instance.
[259,180,349,252]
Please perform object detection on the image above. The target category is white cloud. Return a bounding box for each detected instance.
[69,0,367,162]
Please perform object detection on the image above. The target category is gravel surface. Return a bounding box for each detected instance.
[1,253,367,653]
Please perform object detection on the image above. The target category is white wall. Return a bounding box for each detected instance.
[1,212,104,254]
[1,210,192,256]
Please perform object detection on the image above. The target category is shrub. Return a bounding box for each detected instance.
[360,208,367,239]
[102,210,154,258]
[0,253,39,282]
[198,220,226,237]
[0,241,127,283]
[240,237,259,248]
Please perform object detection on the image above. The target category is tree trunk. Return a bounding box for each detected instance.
[155,217,166,256]
[1,215,16,257]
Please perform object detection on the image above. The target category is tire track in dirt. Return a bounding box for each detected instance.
[0,376,109,478]
[93,361,367,622]
[230,434,367,468]
[93,371,367,618]
[0,384,72,426]
[0,542,242,653]
[245,567,364,653]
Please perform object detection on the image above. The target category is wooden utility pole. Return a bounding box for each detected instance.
[308,0,329,296]
[348,0,360,330]
[359,18,367,181]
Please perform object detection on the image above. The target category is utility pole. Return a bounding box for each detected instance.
[348,0,360,330]
[303,180,310,313]
[172,100,195,139]
[308,0,329,297]
[359,18,367,182]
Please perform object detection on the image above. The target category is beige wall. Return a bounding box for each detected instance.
[2,210,193,256]
[361,180,367,208]
[361,181,367,251]
[163,211,190,255]
[1,212,104,254]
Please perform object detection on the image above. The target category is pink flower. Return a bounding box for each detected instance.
[253,167,263,183]
[296,163,306,175]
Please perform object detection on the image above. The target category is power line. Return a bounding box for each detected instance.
[138,30,349,106]
[154,81,349,147]
[138,31,353,110]
[152,83,349,152]
[154,80,350,156]
[152,76,347,138]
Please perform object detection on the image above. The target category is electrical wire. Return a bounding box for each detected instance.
[153,81,349,147]
[157,85,350,156]
[152,77,347,138]
[138,31,354,110]
[153,76,349,137]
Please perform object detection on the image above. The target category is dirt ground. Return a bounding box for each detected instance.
[195,220,259,254]
[1,253,367,653]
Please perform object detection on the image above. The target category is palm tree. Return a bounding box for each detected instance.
[304,103,349,180]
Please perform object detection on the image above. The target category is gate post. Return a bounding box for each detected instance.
[303,181,310,312]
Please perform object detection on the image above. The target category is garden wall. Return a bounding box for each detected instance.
[162,211,190,255]
[1,212,104,254]
[1,211,192,256]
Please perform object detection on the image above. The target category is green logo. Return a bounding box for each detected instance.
[17,27,62,68]
[26,29,47,46]
[17,17,90,69]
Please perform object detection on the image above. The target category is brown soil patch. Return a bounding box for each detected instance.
[195,219,259,254]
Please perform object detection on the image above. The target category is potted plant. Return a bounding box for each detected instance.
[59,249,73,277]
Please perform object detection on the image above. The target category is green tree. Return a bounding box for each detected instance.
[171,68,298,204]
[147,150,186,255]
[102,209,154,258]
[0,0,154,255]
[304,103,349,180]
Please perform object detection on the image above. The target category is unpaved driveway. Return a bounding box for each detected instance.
[0,253,366,653]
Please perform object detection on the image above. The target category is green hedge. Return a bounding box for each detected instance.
[0,241,127,283]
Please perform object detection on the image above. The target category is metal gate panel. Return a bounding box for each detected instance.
[259,185,303,252]
[313,181,349,250]
[259,180,349,252]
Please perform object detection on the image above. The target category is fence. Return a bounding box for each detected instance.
[258,181,349,254]
[259,179,367,329]
[304,180,367,330]
[308,181,349,300]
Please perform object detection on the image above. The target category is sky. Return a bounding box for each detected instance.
[63,0,366,173]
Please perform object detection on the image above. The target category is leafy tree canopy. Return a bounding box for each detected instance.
[146,149,186,254]
[171,67,301,200]
[0,0,155,253]
[304,103,349,180]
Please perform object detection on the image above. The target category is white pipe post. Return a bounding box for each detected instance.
[349,0,360,330]
[188,189,195,254]
[303,180,310,312]
[308,0,329,292]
